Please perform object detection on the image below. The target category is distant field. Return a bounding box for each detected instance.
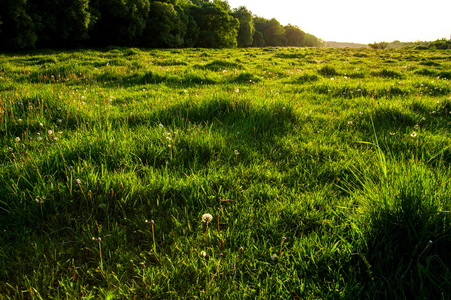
[1,47,451,299]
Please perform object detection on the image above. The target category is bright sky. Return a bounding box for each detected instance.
[227,0,451,44]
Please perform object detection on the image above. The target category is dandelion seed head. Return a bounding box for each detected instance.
[202,213,213,223]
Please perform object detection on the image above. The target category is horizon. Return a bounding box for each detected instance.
[227,0,451,44]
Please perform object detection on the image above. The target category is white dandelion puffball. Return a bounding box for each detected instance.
[202,213,213,223]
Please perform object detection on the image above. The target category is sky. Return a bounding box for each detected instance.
[226,0,451,44]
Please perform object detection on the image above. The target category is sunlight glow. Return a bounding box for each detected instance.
[227,0,451,44]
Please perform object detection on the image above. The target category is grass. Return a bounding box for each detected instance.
[0,46,451,299]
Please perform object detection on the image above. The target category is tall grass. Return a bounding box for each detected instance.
[0,47,450,298]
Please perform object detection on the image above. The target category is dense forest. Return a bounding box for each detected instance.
[0,0,323,50]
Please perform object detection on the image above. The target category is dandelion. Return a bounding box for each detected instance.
[202,213,213,245]
[411,132,417,137]
[202,213,213,223]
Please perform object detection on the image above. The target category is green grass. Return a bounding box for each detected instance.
[0,47,451,299]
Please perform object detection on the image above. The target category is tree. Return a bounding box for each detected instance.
[253,16,286,46]
[0,0,37,49]
[29,0,92,48]
[141,1,185,48]
[304,33,322,47]
[252,30,265,47]
[189,2,239,48]
[89,0,151,46]
[368,41,388,49]
[284,24,304,47]
[231,6,254,47]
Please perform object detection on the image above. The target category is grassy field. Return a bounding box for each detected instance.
[0,46,451,299]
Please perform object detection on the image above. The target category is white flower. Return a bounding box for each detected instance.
[234,150,240,155]
[202,213,213,223]
[48,130,53,135]
[271,254,279,261]
[411,132,417,137]
[15,137,20,142]
[200,251,206,257]
[37,137,42,141]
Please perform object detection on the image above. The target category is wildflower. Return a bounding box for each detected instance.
[234,150,240,155]
[39,122,43,127]
[390,132,396,136]
[35,197,45,203]
[200,251,207,257]
[271,254,279,261]
[202,213,213,223]
[37,137,42,141]
[414,124,420,130]
[359,111,363,115]
[347,121,353,125]
[18,119,22,123]
[15,137,20,142]
[98,203,106,208]
[411,132,417,137]
[75,178,81,185]
[48,130,53,135]
[159,123,164,129]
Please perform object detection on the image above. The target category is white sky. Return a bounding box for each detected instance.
[226,0,451,44]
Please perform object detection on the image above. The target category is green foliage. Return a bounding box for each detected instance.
[253,17,286,46]
[89,0,151,46]
[428,38,451,50]
[0,0,37,49]
[141,1,186,48]
[368,41,389,49]
[29,0,92,48]
[190,2,239,48]
[284,24,305,47]
[232,6,255,47]
[304,33,323,47]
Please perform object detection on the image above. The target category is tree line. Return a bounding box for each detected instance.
[0,0,323,50]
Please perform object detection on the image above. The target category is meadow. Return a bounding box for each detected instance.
[0,46,450,299]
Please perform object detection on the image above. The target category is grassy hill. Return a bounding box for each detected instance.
[1,46,451,299]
